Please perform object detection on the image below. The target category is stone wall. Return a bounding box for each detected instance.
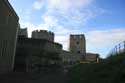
[60,50,80,65]
[0,0,19,73]
[14,37,62,72]
[85,53,99,62]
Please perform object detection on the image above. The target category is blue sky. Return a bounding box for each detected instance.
[9,0,125,58]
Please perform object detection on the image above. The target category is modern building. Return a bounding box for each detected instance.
[0,0,19,73]
[69,34,86,59]
[18,28,28,38]
[32,30,54,42]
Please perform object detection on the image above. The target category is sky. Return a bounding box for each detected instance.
[9,0,125,58]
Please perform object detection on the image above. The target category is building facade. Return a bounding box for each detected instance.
[0,0,19,73]
[69,34,86,59]
[32,30,54,42]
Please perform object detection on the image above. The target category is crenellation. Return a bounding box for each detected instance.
[32,30,54,42]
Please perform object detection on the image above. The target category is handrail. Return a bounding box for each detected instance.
[107,41,125,56]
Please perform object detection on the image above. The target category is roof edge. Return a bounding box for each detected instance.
[3,0,19,20]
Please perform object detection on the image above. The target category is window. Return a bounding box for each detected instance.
[77,51,80,54]
[76,41,79,45]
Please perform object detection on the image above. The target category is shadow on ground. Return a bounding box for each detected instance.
[0,71,69,83]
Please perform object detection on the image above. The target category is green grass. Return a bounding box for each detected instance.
[68,53,125,83]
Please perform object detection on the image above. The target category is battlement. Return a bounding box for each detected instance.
[70,34,85,39]
[32,30,54,35]
[32,30,55,42]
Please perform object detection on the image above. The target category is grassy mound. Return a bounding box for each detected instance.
[68,53,125,83]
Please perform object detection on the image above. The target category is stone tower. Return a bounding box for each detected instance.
[69,34,86,58]
[32,30,54,42]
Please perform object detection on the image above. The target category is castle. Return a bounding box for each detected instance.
[0,0,99,73]
[15,28,99,72]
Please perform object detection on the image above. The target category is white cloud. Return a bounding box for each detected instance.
[41,14,58,27]
[33,0,104,26]
[46,0,93,12]
[22,0,109,56]
[33,0,94,11]
[86,28,125,57]
[44,0,106,28]
[33,0,43,10]
[86,28,125,46]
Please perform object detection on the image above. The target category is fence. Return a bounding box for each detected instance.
[108,41,125,56]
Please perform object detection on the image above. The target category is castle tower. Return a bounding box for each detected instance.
[69,34,86,58]
[32,30,54,42]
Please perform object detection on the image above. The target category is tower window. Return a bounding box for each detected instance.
[77,51,80,54]
[76,41,79,45]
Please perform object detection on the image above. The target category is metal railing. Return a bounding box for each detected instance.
[108,41,125,56]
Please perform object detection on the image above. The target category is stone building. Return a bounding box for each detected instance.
[60,50,80,65]
[69,34,86,59]
[32,30,54,42]
[68,34,99,63]
[0,0,19,73]
[14,37,62,72]
[85,53,99,62]
[18,28,28,38]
